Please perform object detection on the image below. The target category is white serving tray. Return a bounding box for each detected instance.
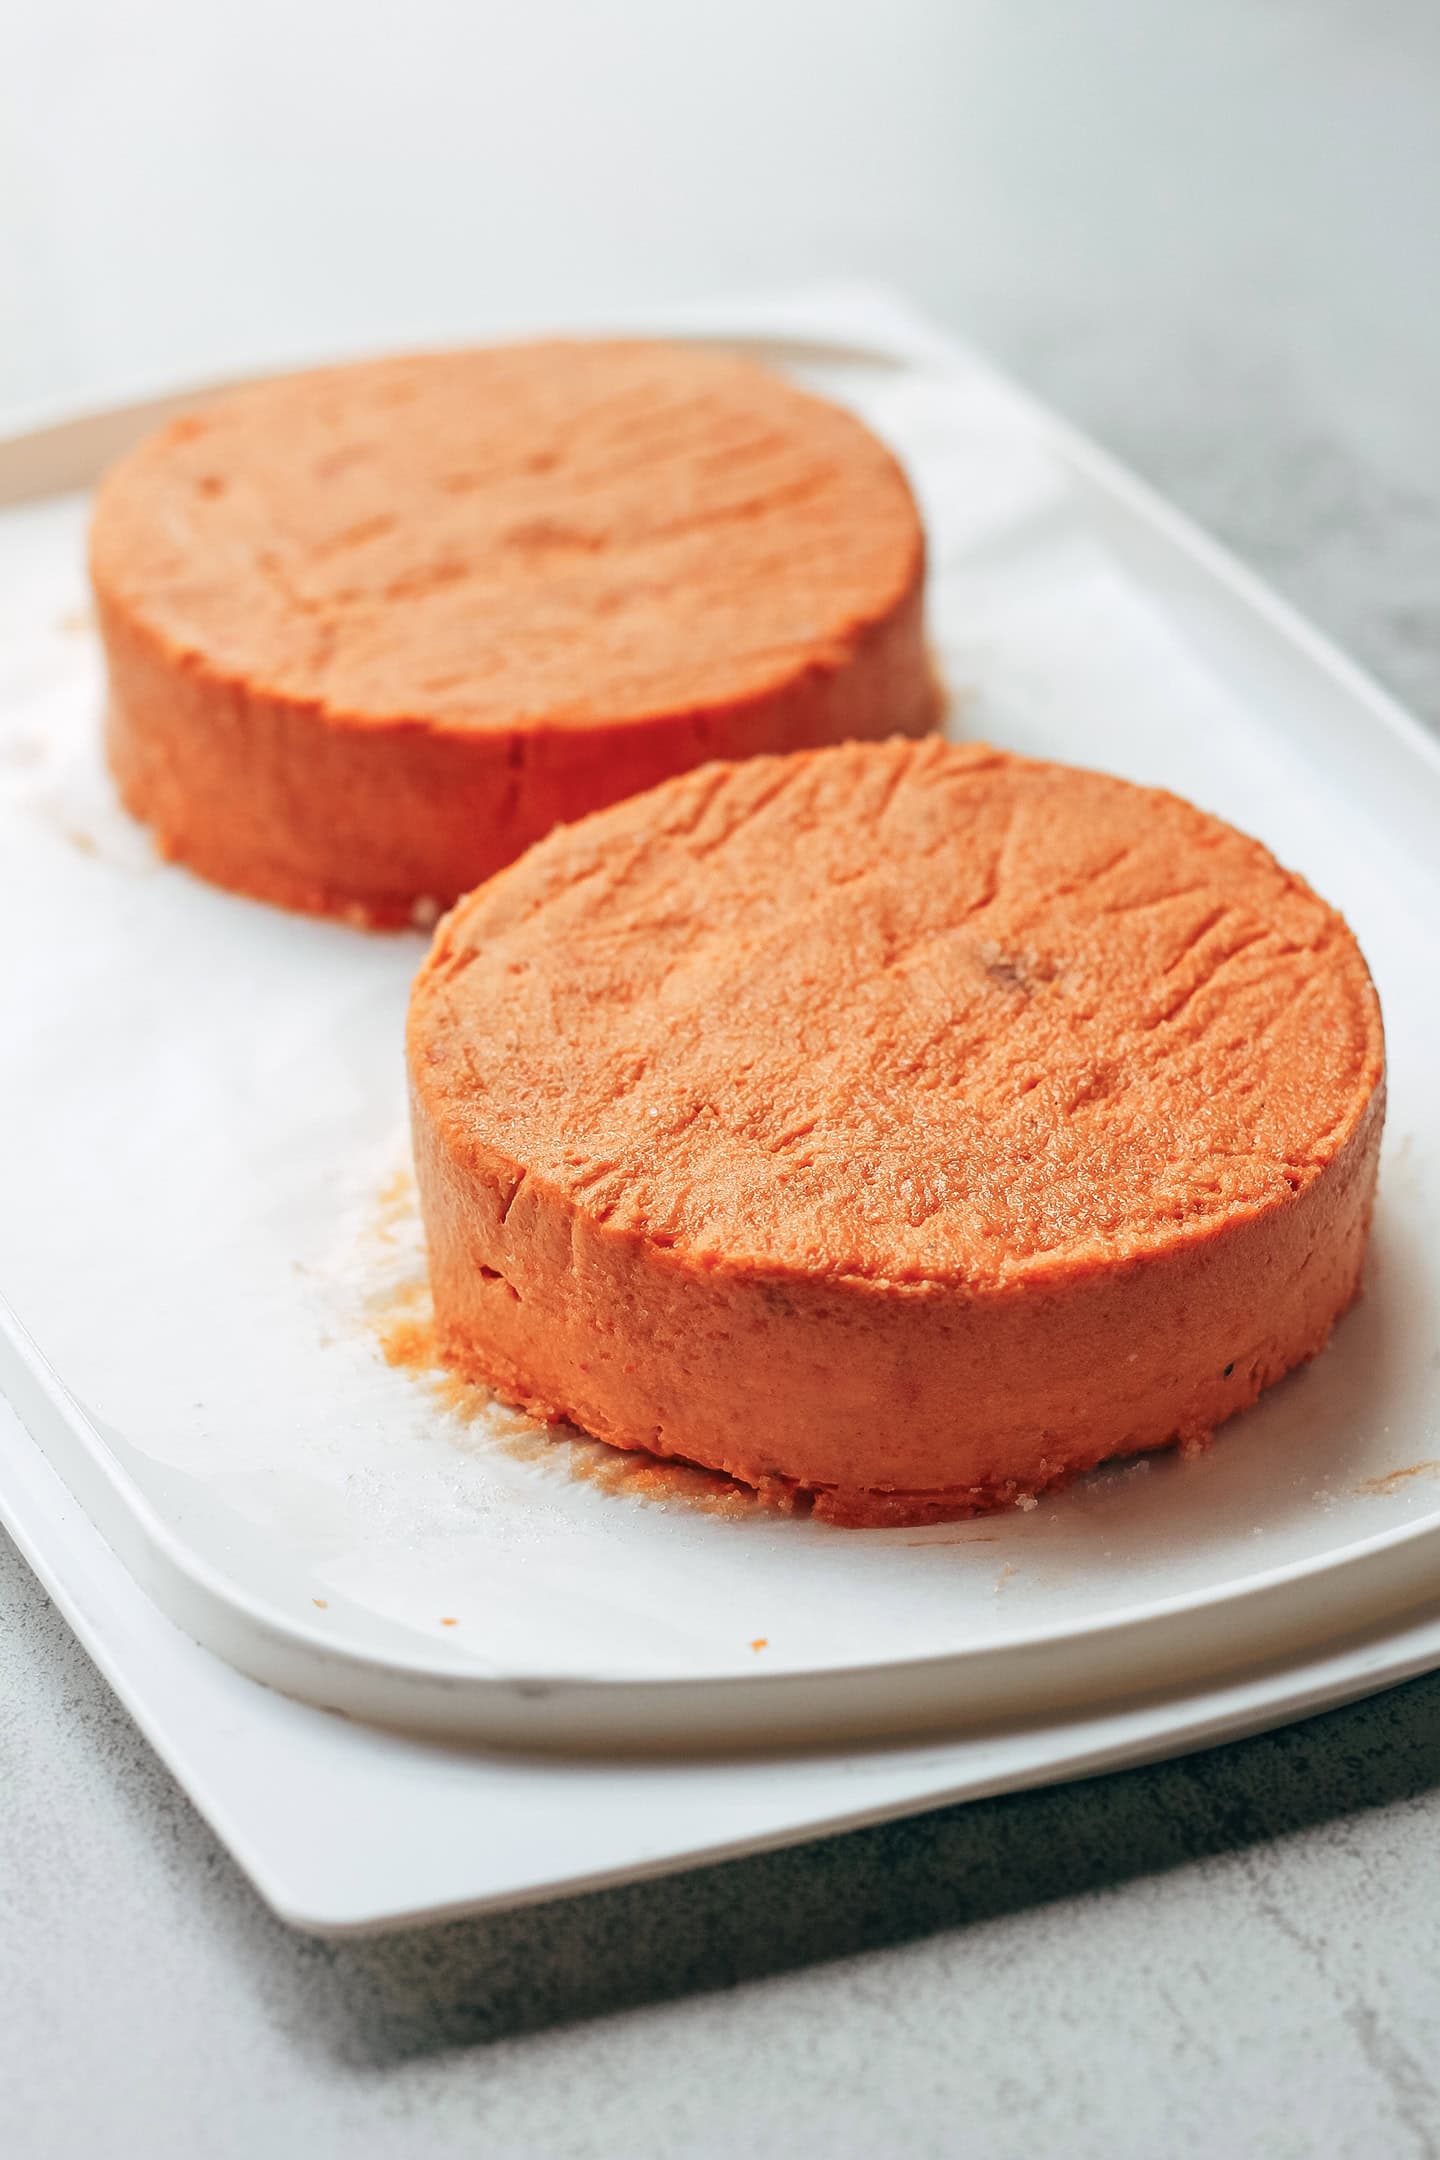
[12,1381,1440,1938]
[2,287,1439,1917]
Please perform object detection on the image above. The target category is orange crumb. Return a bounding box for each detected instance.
[440,1616,458,1627]
[372,1164,416,1245]
[380,1311,437,1371]
[1355,1461,1440,1496]
[312,1597,328,1609]
[749,1637,768,1652]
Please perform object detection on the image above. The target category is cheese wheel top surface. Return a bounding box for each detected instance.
[412,739,1383,1288]
[90,341,924,734]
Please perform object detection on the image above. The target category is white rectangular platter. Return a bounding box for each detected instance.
[2,286,1439,1923]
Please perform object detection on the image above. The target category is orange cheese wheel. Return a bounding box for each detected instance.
[408,739,1385,1525]
[91,342,935,925]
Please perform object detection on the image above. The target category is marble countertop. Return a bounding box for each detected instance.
[5,3,1440,2153]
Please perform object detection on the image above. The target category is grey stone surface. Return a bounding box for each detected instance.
[5,2,1440,2154]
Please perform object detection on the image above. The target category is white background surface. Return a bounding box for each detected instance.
[5,2,1440,2153]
